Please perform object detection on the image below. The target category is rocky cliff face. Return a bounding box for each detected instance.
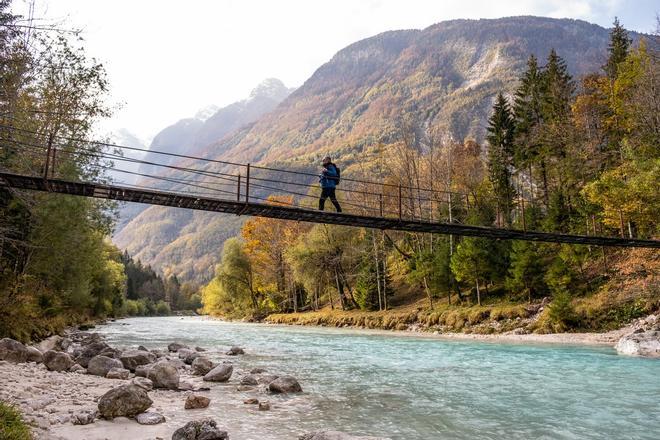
[114,17,625,283]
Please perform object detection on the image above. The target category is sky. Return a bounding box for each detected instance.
[11,0,659,142]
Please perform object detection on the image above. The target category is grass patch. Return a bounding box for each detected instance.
[0,402,31,440]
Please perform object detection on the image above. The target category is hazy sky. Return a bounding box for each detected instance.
[12,0,659,141]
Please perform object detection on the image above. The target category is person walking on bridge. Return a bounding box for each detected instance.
[318,156,342,212]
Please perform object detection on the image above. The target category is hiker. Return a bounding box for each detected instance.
[318,156,342,212]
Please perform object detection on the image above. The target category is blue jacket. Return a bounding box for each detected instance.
[319,164,339,189]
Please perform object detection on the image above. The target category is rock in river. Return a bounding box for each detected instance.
[168,342,190,352]
[268,376,302,393]
[616,330,660,358]
[185,394,211,409]
[147,361,180,389]
[43,350,75,372]
[120,350,157,371]
[226,346,245,355]
[203,363,233,382]
[98,384,152,419]
[172,418,228,440]
[88,355,124,377]
[191,357,214,376]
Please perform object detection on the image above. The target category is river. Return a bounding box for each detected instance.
[96,316,660,440]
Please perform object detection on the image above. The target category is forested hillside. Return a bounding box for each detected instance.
[115,16,641,284]
[0,3,198,341]
[203,19,659,333]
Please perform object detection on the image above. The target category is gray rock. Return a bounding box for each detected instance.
[43,350,75,372]
[136,411,166,425]
[132,377,154,391]
[120,350,157,371]
[178,381,195,391]
[178,348,196,359]
[226,346,245,355]
[97,384,152,419]
[203,364,233,382]
[191,357,214,376]
[185,394,210,409]
[168,358,187,370]
[257,374,279,385]
[616,330,660,358]
[135,363,154,377]
[258,401,270,411]
[147,361,180,389]
[69,364,86,373]
[250,367,267,374]
[87,355,124,377]
[98,347,122,359]
[299,432,392,440]
[71,410,97,425]
[75,341,110,367]
[240,375,258,386]
[184,351,201,365]
[35,335,63,353]
[195,346,206,352]
[25,346,43,363]
[268,376,302,393]
[0,338,29,363]
[171,418,228,440]
[168,342,190,352]
[137,345,149,351]
[106,367,131,380]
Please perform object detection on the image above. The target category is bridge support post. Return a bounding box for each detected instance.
[398,184,402,221]
[236,174,241,203]
[245,164,250,204]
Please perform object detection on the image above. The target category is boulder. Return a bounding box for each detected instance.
[137,345,149,351]
[132,377,154,391]
[97,384,152,419]
[106,367,131,380]
[243,398,259,405]
[25,346,43,363]
[120,350,157,372]
[168,358,187,370]
[257,374,279,385]
[168,342,190,352]
[195,346,206,352]
[184,351,201,365]
[0,338,29,363]
[178,348,196,359]
[71,410,97,425]
[268,376,302,394]
[147,361,180,389]
[240,375,258,386]
[75,341,110,367]
[69,364,86,374]
[258,401,271,411]
[203,364,233,382]
[299,432,391,440]
[135,363,154,377]
[226,346,245,356]
[98,347,122,359]
[185,394,210,409]
[171,418,228,440]
[191,357,214,376]
[43,350,75,372]
[35,335,63,353]
[250,367,267,374]
[616,330,660,358]
[87,355,124,377]
[136,411,165,425]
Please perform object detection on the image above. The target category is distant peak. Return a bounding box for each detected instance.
[249,78,289,101]
[195,104,220,121]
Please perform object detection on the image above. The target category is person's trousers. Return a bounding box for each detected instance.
[319,187,342,212]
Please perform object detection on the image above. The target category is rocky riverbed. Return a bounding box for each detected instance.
[0,330,388,440]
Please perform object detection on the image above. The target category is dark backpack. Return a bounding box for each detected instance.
[333,165,341,185]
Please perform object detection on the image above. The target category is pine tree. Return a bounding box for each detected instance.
[487,92,516,226]
[604,17,632,80]
[541,49,574,124]
[513,55,544,167]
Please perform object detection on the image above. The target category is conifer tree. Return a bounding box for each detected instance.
[604,17,632,80]
[487,93,516,226]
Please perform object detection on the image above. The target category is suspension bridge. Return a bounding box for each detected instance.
[1,125,658,248]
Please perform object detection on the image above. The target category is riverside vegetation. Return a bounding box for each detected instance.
[201,19,659,334]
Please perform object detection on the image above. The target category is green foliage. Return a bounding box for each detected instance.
[547,291,577,331]
[355,260,380,311]
[506,240,547,303]
[155,300,171,316]
[0,401,31,440]
[487,92,516,226]
[604,17,632,80]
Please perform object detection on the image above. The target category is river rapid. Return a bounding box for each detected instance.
[97,316,660,440]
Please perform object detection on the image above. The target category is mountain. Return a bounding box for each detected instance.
[114,16,629,283]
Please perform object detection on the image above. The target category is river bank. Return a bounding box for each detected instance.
[2,317,660,440]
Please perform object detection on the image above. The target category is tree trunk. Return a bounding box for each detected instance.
[475,278,481,306]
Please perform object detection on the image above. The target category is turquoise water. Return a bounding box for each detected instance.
[98,317,660,439]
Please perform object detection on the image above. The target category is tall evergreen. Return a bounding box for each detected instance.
[513,55,544,167]
[541,49,574,124]
[604,17,632,80]
[486,92,516,226]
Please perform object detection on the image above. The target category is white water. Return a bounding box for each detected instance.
[97,317,660,440]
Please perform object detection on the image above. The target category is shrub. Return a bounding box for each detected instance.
[0,402,31,440]
[548,291,577,331]
[155,301,171,316]
[123,300,139,316]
